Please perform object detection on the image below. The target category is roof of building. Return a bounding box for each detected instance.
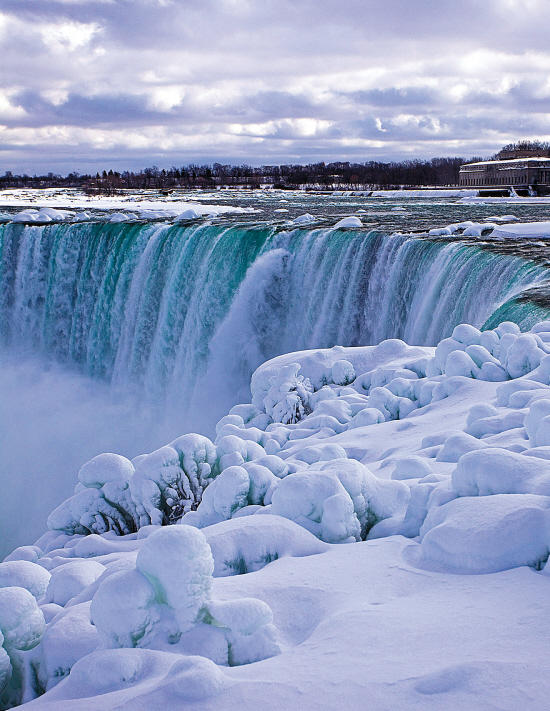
[460,157,550,169]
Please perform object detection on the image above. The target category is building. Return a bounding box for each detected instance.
[459,144,550,195]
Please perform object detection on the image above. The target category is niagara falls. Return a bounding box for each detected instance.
[3,0,550,709]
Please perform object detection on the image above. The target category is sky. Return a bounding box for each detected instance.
[1,0,550,174]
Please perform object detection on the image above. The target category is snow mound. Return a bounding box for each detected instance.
[491,221,550,239]
[0,561,51,599]
[174,208,202,221]
[88,526,280,667]
[419,494,550,573]
[292,213,316,224]
[202,515,329,576]
[334,216,362,228]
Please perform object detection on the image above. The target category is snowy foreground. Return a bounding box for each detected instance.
[4,321,550,709]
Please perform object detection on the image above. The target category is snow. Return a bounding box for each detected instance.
[418,494,550,574]
[0,188,259,220]
[372,189,477,197]
[201,516,329,577]
[491,221,550,239]
[334,216,362,227]
[292,213,316,224]
[9,318,550,708]
[0,563,51,599]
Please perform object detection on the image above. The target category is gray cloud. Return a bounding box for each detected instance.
[2,0,550,172]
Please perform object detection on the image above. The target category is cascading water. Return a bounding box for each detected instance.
[1,220,550,431]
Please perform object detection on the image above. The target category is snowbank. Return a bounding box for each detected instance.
[490,221,550,239]
[8,317,550,708]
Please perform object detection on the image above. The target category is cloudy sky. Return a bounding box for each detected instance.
[1,0,550,173]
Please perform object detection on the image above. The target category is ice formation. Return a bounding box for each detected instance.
[7,318,550,707]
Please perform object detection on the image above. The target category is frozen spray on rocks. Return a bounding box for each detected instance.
[3,319,550,705]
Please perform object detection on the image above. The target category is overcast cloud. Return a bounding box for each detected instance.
[1,0,550,173]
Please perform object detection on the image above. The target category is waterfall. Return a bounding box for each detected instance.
[1,220,549,430]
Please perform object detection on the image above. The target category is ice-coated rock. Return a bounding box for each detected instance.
[334,216,362,228]
[175,208,202,220]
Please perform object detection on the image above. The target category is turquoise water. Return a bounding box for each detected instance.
[1,219,549,424]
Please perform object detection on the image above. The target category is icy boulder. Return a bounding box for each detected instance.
[368,386,417,421]
[91,568,161,649]
[260,363,313,424]
[91,526,214,649]
[466,411,525,439]
[434,433,488,463]
[270,470,360,543]
[428,227,452,236]
[48,453,138,536]
[202,515,329,576]
[0,588,46,706]
[419,494,550,573]
[348,407,385,429]
[216,434,266,471]
[292,213,316,224]
[4,546,43,564]
[136,526,213,635]
[334,216,362,228]
[175,208,202,221]
[331,360,356,386]
[504,335,546,378]
[205,598,280,666]
[130,434,217,527]
[463,223,496,237]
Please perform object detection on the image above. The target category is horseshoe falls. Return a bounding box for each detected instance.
[1,218,550,553]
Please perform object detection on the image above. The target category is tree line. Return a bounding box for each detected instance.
[0,157,467,192]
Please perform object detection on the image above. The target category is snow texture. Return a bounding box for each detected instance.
[10,318,550,709]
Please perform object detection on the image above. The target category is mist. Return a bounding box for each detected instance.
[0,355,193,559]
